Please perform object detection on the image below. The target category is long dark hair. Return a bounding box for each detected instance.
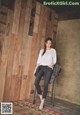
[42,37,53,56]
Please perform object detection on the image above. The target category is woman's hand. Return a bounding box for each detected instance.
[48,65,53,69]
[33,64,39,75]
[33,68,37,75]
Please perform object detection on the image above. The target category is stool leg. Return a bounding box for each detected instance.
[51,82,54,106]
[51,78,56,106]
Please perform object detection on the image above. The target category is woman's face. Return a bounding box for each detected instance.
[46,40,52,48]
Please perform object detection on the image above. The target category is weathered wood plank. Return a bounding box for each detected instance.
[0,8,14,101]
[0,6,8,14]
[36,2,41,15]
[4,76,22,101]
[19,0,32,99]
[12,0,27,75]
[12,0,21,34]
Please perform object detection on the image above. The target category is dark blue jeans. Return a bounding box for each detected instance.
[34,65,53,98]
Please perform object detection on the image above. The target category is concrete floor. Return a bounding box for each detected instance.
[45,98,80,115]
[32,96,80,115]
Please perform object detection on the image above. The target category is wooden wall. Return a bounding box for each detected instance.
[0,0,58,102]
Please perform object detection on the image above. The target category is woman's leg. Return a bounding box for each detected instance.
[43,67,53,98]
[39,67,53,110]
[34,68,44,97]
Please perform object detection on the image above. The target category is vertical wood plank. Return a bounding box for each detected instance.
[12,0,21,34]
[0,7,14,101]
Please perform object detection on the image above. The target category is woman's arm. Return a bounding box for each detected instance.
[33,64,39,75]
[48,49,57,69]
[53,49,57,66]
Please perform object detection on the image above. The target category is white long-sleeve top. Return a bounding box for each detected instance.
[37,48,57,66]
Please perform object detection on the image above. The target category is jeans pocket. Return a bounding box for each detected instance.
[47,66,53,71]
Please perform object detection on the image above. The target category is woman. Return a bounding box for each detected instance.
[34,37,57,110]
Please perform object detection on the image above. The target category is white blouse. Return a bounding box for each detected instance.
[37,48,57,66]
